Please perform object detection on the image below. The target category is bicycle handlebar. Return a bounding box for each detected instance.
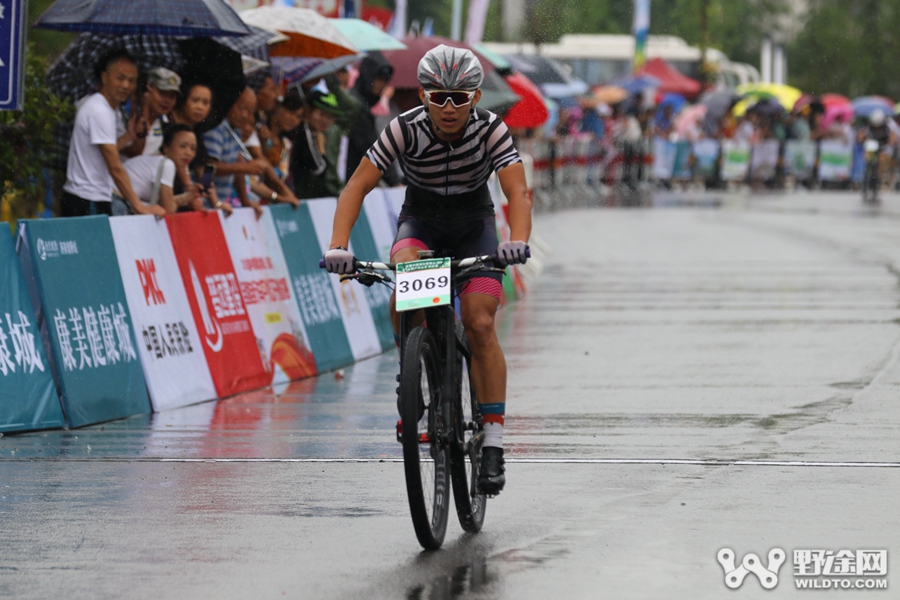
[318,248,530,271]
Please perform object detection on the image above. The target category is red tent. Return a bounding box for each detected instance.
[639,58,701,99]
[503,72,549,129]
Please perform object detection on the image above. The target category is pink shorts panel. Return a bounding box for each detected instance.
[459,277,503,301]
[390,237,430,258]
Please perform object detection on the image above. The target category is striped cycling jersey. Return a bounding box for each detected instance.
[366,106,521,195]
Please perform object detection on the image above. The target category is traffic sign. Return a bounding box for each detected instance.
[0,0,26,111]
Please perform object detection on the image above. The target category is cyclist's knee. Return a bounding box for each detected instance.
[462,311,496,348]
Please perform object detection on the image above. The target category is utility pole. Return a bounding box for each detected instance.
[699,0,710,88]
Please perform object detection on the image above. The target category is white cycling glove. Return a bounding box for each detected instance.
[496,241,529,266]
[323,247,355,274]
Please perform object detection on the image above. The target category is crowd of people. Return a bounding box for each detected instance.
[60,47,398,219]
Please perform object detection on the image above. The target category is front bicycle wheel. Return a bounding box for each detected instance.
[451,321,487,533]
[400,325,450,550]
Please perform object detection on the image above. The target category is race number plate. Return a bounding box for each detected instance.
[395,258,451,312]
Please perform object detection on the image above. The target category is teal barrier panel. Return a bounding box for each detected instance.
[0,228,65,432]
[17,217,150,427]
[349,207,395,352]
[269,204,354,373]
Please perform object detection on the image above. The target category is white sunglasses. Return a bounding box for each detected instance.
[424,89,476,108]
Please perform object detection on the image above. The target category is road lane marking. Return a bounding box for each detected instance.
[0,457,898,466]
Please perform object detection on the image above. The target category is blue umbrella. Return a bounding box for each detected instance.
[614,74,661,95]
[33,0,251,37]
[851,96,895,118]
[657,93,686,116]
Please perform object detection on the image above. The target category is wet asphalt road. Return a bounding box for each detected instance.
[2,191,899,599]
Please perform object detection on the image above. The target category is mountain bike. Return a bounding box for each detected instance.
[322,250,523,549]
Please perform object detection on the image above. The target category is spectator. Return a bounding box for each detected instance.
[260,91,304,183]
[203,87,266,216]
[115,124,205,214]
[62,49,163,217]
[346,53,396,184]
[121,67,181,158]
[171,82,213,172]
[290,86,345,199]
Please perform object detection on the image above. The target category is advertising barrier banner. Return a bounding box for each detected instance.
[0,228,65,432]
[784,140,817,179]
[109,216,217,412]
[672,141,693,180]
[165,212,270,397]
[269,203,354,373]
[722,141,751,181]
[306,198,383,362]
[818,141,853,181]
[17,217,150,427]
[361,188,398,261]
[219,208,318,385]
[652,138,675,180]
[692,139,720,179]
[751,140,780,181]
[349,204,396,352]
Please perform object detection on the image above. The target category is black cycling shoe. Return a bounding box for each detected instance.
[477,447,506,495]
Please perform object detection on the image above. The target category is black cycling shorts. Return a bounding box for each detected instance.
[390,214,503,301]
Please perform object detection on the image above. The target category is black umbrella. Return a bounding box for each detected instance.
[179,38,246,132]
[33,0,251,37]
[700,91,740,120]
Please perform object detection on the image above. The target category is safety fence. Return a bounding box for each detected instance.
[518,137,865,196]
[1,187,529,433]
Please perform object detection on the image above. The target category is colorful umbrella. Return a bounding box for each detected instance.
[674,103,707,138]
[820,93,851,110]
[700,90,740,120]
[33,0,251,37]
[735,82,802,114]
[822,104,854,128]
[503,72,548,128]
[851,96,895,118]
[240,6,357,58]
[328,18,406,52]
[592,86,628,105]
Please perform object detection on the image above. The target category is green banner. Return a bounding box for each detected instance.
[17,217,150,427]
[269,204,354,373]
[349,208,396,351]
[0,228,65,432]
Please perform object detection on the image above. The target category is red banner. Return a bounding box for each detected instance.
[166,213,270,397]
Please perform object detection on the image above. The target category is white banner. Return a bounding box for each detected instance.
[109,216,217,412]
[464,0,491,46]
[218,207,318,385]
[362,188,398,262]
[306,198,383,361]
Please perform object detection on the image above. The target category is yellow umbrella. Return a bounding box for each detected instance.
[241,6,357,59]
[593,86,628,105]
[733,82,803,116]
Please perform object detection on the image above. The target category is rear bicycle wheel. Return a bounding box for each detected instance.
[400,325,450,550]
[451,321,487,533]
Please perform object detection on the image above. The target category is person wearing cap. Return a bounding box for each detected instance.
[121,66,181,158]
[322,45,532,495]
[290,85,346,199]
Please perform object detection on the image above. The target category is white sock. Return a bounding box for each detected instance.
[483,422,503,449]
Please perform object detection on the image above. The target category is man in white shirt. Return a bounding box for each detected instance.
[61,49,164,217]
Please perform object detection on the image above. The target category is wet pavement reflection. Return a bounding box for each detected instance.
[3,193,900,599]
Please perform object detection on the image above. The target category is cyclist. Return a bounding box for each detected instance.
[323,45,532,495]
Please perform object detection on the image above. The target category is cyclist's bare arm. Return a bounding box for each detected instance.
[330,157,383,249]
[497,162,532,244]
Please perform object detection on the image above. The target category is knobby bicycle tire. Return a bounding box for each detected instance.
[400,325,450,550]
[450,320,487,533]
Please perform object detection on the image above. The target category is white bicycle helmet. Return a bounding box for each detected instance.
[870,108,886,126]
[417,44,484,91]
